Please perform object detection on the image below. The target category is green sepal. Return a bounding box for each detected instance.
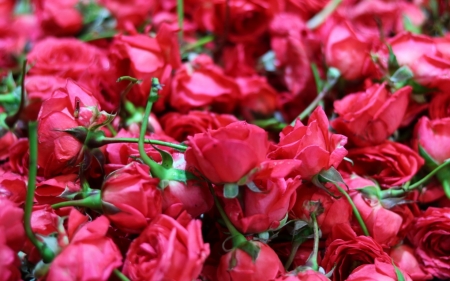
[418,144,439,170]
[357,185,382,200]
[59,126,89,143]
[311,174,341,199]
[403,15,421,34]
[224,183,239,198]
[238,241,261,262]
[318,167,346,186]
[387,44,400,75]
[151,144,174,169]
[390,65,414,85]
[393,262,406,281]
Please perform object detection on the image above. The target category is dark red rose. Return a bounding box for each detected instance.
[414,116,450,164]
[268,107,348,179]
[101,162,162,233]
[274,270,330,281]
[123,214,209,280]
[35,174,80,205]
[346,260,413,281]
[160,110,238,142]
[290,182,352,238]
[408,207,450,279]
[0,171,27,205]
[322,224,392,281]
[390,245,432,280]
[194,0,279,42]
[216,241,285,281]
[429,92,450,119]
[332,83,411,147]
[8,138,29,175]
[341,141,424,187]
[0,131,17,161]
[170,54,240,113]
[34,0,82,36]
[185,121,269,184]
[236,76,278,118]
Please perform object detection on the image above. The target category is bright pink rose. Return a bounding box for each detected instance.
[268,107,348,179]
[97,0,155,29]
[47,213,122,281]
[161,110,238,142]
[275,270,330,281]
[216,242,285,281]
[101,162,162,233]
[170,54,240,113]
[0,198,25,252]
[123,214,209,281]
[332,83,411,147]
[185,121,269,184]
[414,116,450,164]
[408,207,450,279]
[390,245,432,280]
[0,235,21,281]
[346,260,413,281]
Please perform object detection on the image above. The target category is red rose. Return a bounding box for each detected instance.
[408,207,450,279]
[236,76,278,118]
[161,110,238,142]
[0,131,16,161]
[194,0,279,42]
[414,117,450,164]
[27,38,108,81]
[35,0,82,36]
[185,121,269,184]
[219,160,302,234]
[275,270,330,281]
[101,162,162,233]
[325,21,376,80]
[322,224,392,281]
[170,54,240,113]
[429,92,450,119]
[0,171,27,205]
[108,24,180,109]
[47,214,122,281]
[390,245,432,280]
[268,107,348,179]
[273,241,322,270]
[37,80,104,178]
[97,0,155,29]
[346,260,413,281]
[123,214,209,281]
[341,141,424,187]
[216,242,285,281]
[0,198,25,252]
[8,138,29,175]
[290,182,352,238]
[332,83,411,147]
[0,235,21,281]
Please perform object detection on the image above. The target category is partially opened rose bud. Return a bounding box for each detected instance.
[216,241,285,281]
[101,162,162,233]
[414,117,450,165]
[390,245,432,280]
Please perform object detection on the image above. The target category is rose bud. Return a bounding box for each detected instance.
[45,212,122,281]
[123,214,209,281]
[332,83,411,147]
[346,260,413,281]
[414,117,450,165]
[429,92,450,119]
[341,141,424,187]
[101,162,162,234]
[325,21,376,80]
[216,241,285,281]
[390,245,432,280]
[290,182,352,238]
[170,54,240,113]
[322,224,392,281]
[408,207,450,279]
[268,107,348,180]
[185,121,269,184]
[160,110,238,142]
[219,160,302,234]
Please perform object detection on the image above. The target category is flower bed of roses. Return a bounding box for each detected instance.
[1,0,450,280]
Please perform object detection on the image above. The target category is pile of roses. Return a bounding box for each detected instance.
[1,0,450,280]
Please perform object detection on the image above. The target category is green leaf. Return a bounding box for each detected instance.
[238,241,261,262]
[390,65,414,84]
[224,183,239,198]
[403,15,421,34]
[387,44,400,75]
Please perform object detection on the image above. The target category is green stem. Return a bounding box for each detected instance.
[181,35,215,54]
[306,0,342,30]
[284,241,301,271]
[51,192,102,210]
[309,212,320,271]
[113,269,131,281]
[25,122,55,263]
[381,160,450,198]
[177,0,184,43]
[210,185,247,248]
[138,78,166,178]
[106,123,117,137]
[101,137,187,152]
[333,182,370,236]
